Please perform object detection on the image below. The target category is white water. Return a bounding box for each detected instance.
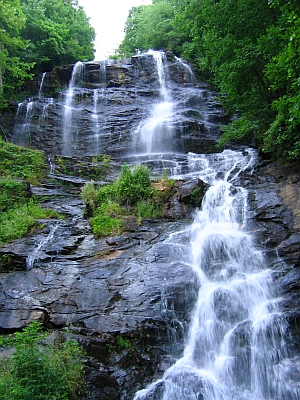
[62,61,84,156]
[13,100,35,145]
[38,72,47,98]
[26,224,58,270]
[175,56,196,84]
[134,51,176,154]
[134,149,298,400]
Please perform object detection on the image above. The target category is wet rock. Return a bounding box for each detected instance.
[11,53,226,159]
[176,178,208,206]
[162,195,183,219]
[2,51,300,399]
[277,234,300,267]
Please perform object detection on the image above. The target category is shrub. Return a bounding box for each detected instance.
[0,138,46,185]
[0,200,61,245]
[116,163,151,204]
[0,179,31,212]
[90,214,124,238]
[0,321,84,400]
[95,184,118,208]
[137,200,162,219]
[81,181,97,215]
[81,163,176,238]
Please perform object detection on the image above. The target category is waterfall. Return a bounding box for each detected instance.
[148,50,170,102]
[62,61,84,156]
[134,149,298,400]
[26,224,58,270]
[133,50,175,154]
[38,72,47,98]
[175,56,196,84]
[9,53,298,398]
[13,100,35,145]
[99,60,107,83]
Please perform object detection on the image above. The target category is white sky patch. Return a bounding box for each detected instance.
[77,0,152,60]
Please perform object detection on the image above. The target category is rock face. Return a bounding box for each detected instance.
[1,51,299,399]
[11,53,227,159]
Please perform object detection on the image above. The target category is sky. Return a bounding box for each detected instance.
[77,0,152,60]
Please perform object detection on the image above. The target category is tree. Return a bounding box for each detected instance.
[0,0,34,107]
[117,1,176,57]
[263,0,300,160]
[19,0,95,71]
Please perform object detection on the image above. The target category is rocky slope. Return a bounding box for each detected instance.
[0,52,299,399]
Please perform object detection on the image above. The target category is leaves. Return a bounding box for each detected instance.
[0,322,84,399]
[19,0,95,71]
[0,0,95,107]
[117,0,300,162]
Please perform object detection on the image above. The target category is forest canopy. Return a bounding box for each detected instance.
[117,0,300,162]
[0,0,95,107]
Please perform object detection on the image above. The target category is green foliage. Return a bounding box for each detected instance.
[0,138,62,245]
[0,179,30,212]
[117,0,300,162]
[81,163,175,237]
[81,181,97,216]
[0,321,84,400]
[137,200,162,219]
[116,335,133,351]
[0,0,95,107]
[0,0,34,107]
[18,0,95,71]
[90,201,124,237]
[0,200,61,245]
[116,1,177,57]
[92,154,111,164]
[95,184,118,209]
[90,214,124,238]
[217,117,259,147]
[0,138,46,184]
[116,163,151,205]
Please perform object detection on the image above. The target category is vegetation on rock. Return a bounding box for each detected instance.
[0,138,61,245]
[81,163,175,237]
[0,321,85,399]
[117,0,300,162]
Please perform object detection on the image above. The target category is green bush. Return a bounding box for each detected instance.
[0,138,46,185]
[95,184,118,208]
[0,321,84,400]
[116,163,151,205]
[90,214,124,238]
[137,200,162,219]
[81,181,97,216]
[0,200,61,245]
[0,179,31,212]
[81,163,176,238]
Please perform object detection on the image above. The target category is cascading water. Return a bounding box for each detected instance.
[26,224,58,270]
[134,149,298,400]
[9,51,298,398]
[175,56,196,84]
[13,100,35,145]
[133,50,175,154]
[62,61,84,156]
[38,72,47,98]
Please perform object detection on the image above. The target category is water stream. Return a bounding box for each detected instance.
[62,61,84,156]
[131,53,298,400]
[26,224,58,270]
[134,149,297,400]
[10,50,298,399]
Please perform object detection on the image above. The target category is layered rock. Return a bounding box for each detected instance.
[1,51,299,399]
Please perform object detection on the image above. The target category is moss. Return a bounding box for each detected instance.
[0,138,46,185]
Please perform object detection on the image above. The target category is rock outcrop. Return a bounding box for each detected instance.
[0,52,299,399]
